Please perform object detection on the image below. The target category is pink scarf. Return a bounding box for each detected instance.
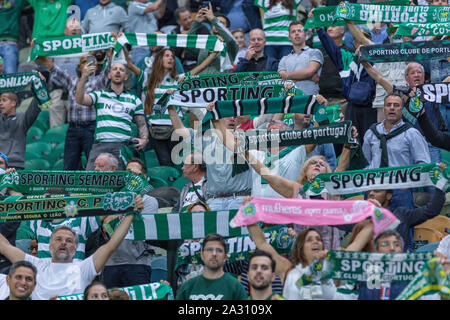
[231,197,399,235]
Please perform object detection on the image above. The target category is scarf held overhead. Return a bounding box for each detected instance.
[394,22,450,37]
[0,170,152,195]
[231,197,400,235]
[0,72,52,108]
[359,40,450,63]
[303,163,449,196]
[234,120,356,152]
[416,82,450,104]
[0,192,137,222]
[334,3,450,24]
[29,32,115,61]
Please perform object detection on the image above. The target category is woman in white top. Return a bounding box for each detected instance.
[246,216,336,300]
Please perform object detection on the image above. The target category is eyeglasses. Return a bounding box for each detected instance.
[309,159,327,168]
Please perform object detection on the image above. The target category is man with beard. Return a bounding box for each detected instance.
[175,233,248,300]
[247,250,285,300]
[76,61,149,170]
[0,196,143,300]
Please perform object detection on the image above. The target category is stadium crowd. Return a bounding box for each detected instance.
[0,0,449,301]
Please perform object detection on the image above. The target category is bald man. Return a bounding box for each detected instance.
[234,28,279,72]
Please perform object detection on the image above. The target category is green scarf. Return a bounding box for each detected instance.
[176,224,294,268]
[359,40,450,63]
[396,258,450,300]
[0,192,137,222]
[104,210,248,241]
[297,250,434,287]
[0,170,152,196]
[0,72,52,108]
[29,32,115,61]
[235,120,356,153]
[334,3,450,25]
[303,0,410,29]
[55,282,174,300]
[394,22,450,37]
[303,163,449,196]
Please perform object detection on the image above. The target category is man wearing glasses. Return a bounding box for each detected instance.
[175,233,248,300]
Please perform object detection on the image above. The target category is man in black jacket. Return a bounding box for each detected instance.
[417,107,450,151]
[234,28,279,73]
[367,187,446,251]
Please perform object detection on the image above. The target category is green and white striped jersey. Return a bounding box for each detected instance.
[137,70,181,126]
[88,89,144,142]
[254,0,302,46]
[28,217,102,261]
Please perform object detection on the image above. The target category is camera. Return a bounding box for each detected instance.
[201,1,210,9]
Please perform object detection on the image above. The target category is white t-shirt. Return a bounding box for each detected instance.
[0,274,9,299]
[25,254,99,300]
[250,146,306,198]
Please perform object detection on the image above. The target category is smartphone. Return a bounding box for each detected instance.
[201,0,210,9]
[86,55,97,65]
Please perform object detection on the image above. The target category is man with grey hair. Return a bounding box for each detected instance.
[0,196,143,300]
[234,28,279,72]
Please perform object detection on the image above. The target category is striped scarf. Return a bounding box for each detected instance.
[114,33,225,54]
[104,210,248,241]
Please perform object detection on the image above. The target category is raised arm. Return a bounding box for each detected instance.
[247,223,292,284]
[189,51,219,76]
[344,220,373,252]
[168,105,190,139]
[345,20,370,47]
[0,232,26,264]
[75,62,96,106]
[361,60,393,94]
[244,150,301,198]
[123,46,141,77]
[92,195,142,273]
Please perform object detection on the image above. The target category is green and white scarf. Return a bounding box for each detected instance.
[303,0,410,29]
[114,33,224,55]
[234,120,356,152]
[359,40,450,63]
[29,32,115,61]
[297,250,434,287]
[304,163,449,196]
[0,192,137,222]
[396,258,450,300]
[55,282,174,300]
[0,72,52,108]
[104,210,249,241]
[166,72,297,108]
[394,22,450,37]
[208,95,328,124]
[176,224,294,267]
[0,170,152,195]
[334,3,450,25]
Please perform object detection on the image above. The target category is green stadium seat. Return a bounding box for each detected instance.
[171,176,189,191]
[144,149,160,169]
[52,158,64,170]
[149,176,169,188]
[26,126,44,144]
[25,158,51,170]
[25,150,40,161]
[26,142,53,158]
[40,123,69,146]
[148,166,182,185]
[442,149,450,166]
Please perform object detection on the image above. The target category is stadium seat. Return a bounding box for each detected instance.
[25,150,40,162]
[26,126,44,144]
[148,166,182,185]
[171,176,189,191]
[25,158,51,170]
[32,110,50,132]
[52,158,64,170]
[40,123,69,146]
[47,143,65,164]
[149,176,169,188]
[415,216,450,237]
[414,227,444,250]
[26,142,53,158]
[144,149,160,169]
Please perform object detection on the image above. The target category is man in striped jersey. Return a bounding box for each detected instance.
[76,61,149,170]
